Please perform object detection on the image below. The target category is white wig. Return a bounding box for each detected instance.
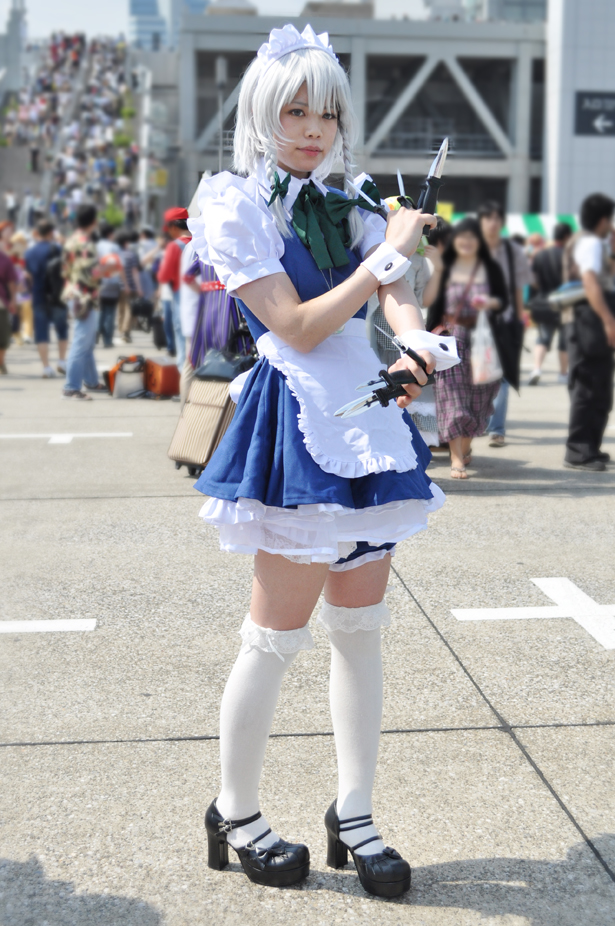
[233,47,363,244]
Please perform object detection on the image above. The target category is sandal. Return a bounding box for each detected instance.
[463,453,472,466]
[451,466,468,479]
[205,799,310,887]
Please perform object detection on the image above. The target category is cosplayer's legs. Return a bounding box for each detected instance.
[321,559,389,856]
[319,557,411,896]
[215,553,329,850]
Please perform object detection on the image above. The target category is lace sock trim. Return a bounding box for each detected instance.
[317,600,391,634]
[239,614,314,662]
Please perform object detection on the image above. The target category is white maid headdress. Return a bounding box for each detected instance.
[256,24,338,74]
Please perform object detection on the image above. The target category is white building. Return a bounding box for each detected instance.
[545,0,615,214]
[129,0,168,51]
[178,11,546,214]
[0,0,26,96]
[143,0,612,216]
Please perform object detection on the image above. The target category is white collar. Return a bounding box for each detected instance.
[255,158,329,214]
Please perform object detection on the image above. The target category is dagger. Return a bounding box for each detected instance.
[346,180,389,220]
[416,137,448,234]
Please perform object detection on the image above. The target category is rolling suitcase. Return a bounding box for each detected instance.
[167,378,237,477]
[168,263,256,477]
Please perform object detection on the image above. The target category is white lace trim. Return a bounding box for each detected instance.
[199,489,445,564]
[239,614,314,661]
[317,600,391,633]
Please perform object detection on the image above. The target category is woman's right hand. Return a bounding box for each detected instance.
[385,208,437,258]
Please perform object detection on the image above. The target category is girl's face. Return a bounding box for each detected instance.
[276,82,339,178]
[454,231,480,259]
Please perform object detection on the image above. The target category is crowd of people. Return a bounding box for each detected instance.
[368,195,614,474]
[0,33,185,389]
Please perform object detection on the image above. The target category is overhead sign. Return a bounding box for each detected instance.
[575,91,615,136]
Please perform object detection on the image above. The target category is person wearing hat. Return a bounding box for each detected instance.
[157,207,192,370]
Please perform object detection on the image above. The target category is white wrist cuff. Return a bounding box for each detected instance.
[362,243,410,286]
[398,329,461,371]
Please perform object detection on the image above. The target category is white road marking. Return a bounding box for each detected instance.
[0,619,97,633]
[452,578,615,650]
[0,433,132,445]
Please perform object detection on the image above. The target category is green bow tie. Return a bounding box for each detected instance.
[268,173,384,271]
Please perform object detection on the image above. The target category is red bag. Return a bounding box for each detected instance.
[144,359,180,396]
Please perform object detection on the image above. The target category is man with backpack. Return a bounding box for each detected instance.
[478,201,532,447]
[62,204,105,400]
[25,220,68,378]
[527,222,572,386]
[115,229,143,344]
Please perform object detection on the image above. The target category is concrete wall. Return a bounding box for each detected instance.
[545,0,615,213]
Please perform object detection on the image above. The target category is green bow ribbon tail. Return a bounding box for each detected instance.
[268,173,384,272]
[267,171,291,207]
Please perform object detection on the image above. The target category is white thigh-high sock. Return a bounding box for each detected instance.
[217,614,314,850]
[319,600,391,857]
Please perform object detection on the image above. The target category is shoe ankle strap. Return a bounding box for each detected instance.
[339,813,373,833]
[217,808,262,833]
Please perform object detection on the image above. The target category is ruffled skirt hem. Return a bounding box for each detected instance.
[199,485,445,564]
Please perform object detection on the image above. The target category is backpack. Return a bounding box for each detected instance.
[43,244,65,307]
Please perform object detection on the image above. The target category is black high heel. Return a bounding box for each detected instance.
[325,800,411,898]
[205,799,310,887]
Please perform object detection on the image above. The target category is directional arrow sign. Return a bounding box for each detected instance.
[575,92,615,136]
[594,114,614,134]
[452,578,615,650]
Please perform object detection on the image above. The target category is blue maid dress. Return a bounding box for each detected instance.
[187,161,456,570]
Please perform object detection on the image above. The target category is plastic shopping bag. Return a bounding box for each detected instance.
[471,312,503,385]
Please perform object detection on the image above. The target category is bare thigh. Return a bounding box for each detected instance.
[250,550,329,630]
[250,550,392,631]
[324,556,391,608]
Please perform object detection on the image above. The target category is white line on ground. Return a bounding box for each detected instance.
[451,578,615,649]
[0,619,97,633]
[0,433,132,444]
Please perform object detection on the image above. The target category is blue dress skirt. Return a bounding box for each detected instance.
[194,232,445,570]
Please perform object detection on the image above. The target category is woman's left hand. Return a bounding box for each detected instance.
[388,350,435,408]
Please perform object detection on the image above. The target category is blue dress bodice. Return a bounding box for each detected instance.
[237,225,368,341]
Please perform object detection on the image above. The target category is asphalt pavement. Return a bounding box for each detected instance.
[1,328,614,926]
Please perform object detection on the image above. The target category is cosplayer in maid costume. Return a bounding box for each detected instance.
[188,25,459,898]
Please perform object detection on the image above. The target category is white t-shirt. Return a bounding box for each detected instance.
[179,243,202,338]
[574,234,606,275]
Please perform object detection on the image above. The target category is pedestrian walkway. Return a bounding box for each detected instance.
[0,335,614,925]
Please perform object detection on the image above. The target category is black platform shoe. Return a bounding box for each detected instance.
[205,799,310,887]
[325,800,411,898]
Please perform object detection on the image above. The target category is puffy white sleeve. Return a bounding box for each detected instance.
[352,171,388,259]
[187,172,286,295]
